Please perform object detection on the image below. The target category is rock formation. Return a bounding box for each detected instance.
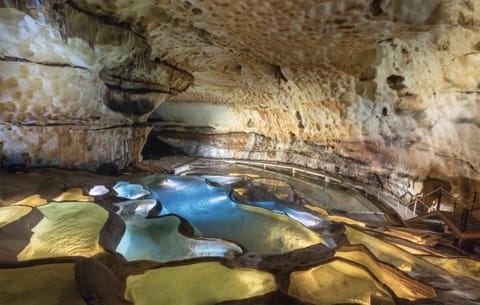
[0,0,192,171]
[1,0,479,195]
[1,171,478,305]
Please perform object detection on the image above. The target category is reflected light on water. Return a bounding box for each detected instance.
[88,185,109,196]
[113,182,151,199]
[157,178,185,190]
[115,199,159,220]
[142,175,326,254]
[285,209,323,227]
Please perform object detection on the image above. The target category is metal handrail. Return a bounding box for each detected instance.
[404,188,479,232]
[422,187,455,200]
[221,159,415,220]
[242,160,480,232]
[182,158,478,224]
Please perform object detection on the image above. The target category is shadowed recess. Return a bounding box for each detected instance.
[0,263,86,305]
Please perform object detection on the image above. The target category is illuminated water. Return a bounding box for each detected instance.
[116,212,243,262]
[113,181,151,199]
[2,171,479,305]
[141,175,324,254]
[237,198,325,228]
[115,199,243,262]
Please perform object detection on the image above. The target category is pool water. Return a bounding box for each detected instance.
[118,175,325,257]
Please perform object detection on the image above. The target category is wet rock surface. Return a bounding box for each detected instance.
[0,0,480,305]
[0,207,43,262]
[0,167,479,305]
[75,258,133,305]
[215,291,309,305]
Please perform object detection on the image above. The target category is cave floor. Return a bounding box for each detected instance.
[0,158,479,305]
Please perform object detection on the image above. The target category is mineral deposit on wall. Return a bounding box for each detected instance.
[1,0,479,194]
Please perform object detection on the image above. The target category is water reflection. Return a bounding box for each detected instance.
[116,211,243,262]
[88,185,109,196]
[142,175,324,254]
[113,182,150,199]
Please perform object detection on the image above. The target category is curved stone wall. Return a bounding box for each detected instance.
[1,0,479,194]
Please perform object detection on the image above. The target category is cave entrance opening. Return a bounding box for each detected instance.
[141,131,186,159]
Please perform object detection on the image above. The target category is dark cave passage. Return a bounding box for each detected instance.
[142,130,187,159]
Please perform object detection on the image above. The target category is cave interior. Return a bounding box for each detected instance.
[0,1,480,305]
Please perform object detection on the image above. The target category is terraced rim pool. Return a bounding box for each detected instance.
[0,168,479,305]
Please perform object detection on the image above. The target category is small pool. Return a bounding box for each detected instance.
[126,175,326,256]
[115,199,243,262]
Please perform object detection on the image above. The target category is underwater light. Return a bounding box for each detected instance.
[286,209,323,227]
[17,202,107,260]
[125,262,277,305]
[115,199,159,220]
[0,206,32,228]
[88,185,109,196]
[113,182,151,199]
[158,177,184,189]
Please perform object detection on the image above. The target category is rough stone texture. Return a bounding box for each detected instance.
[0,125,151,170]
[145,0,478,196]
[1,0,479,194]
[0,167,479,305]
[0,2,192,170]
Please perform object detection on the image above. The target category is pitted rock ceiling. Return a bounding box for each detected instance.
[1,0,480,194]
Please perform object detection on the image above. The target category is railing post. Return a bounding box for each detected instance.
[292,168,295,177]
[460,207,470,232]
[437,191,442,211]
[413,198,417,216]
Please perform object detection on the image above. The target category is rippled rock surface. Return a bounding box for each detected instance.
[17,202,108,260]
[0,168,478,305]
[125,262,277,305]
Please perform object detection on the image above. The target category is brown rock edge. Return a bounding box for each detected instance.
[0,207,43,262]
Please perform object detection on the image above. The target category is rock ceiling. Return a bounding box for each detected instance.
[0,0,480,194]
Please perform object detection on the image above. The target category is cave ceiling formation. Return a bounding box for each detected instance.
[1,0,480,194]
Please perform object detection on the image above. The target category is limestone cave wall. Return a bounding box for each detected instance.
[0,0,192,170]
[1,0,479,195]
[148,0,480,195]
